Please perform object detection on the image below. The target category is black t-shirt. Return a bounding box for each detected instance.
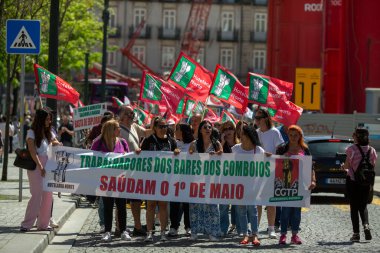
[58,123,74,142]
[141,134,177,151]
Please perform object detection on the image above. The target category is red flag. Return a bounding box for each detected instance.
[168,52,213,102]
[220,110,238,125]
[140,71,185,113]
[34,64,79,106]
[203,107,220,124]
[266,100,303,126]
[248,72,293,101]
[210,65,248,112]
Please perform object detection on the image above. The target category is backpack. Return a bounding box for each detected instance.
[353,144,375,186]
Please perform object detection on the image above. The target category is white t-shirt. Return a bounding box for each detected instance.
[232,143,265,155]
[176,140,191,152]
[257,127,284,153]
[27,129,56,156]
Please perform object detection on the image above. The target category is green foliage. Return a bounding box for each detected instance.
[0,0,104,85]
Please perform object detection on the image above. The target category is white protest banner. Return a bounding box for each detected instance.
[44,146,312,207]
[73,103,107,131]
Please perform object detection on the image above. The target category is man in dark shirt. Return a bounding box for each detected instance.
[58,115,74,147]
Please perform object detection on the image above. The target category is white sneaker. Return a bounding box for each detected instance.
[49,218,59,228]
[102,232,112,242]
[268,229,277,239]
[121,231,132,241]
[168,228,178,237]
[185,228,191,236]
[160,231,168,241]
[209,235,220,241]
[144,232,153,242]
[190,233,198,241]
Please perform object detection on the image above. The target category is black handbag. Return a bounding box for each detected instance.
[14,148,36,170]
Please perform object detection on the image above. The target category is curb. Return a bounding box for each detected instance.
[1,195,81,253]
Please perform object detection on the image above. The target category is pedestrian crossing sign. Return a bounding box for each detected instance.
[6,19,40,54]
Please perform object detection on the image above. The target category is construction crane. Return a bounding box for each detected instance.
[121,0,213,74]
[181,0,213,59]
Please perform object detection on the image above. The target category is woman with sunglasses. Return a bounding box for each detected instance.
[91,120,130,242]
[141,117,177,242]
[233,125,264,246]
[254,108,284,239]
[276,125,316,245]
[188,120,223,241]
[219,121,239,236]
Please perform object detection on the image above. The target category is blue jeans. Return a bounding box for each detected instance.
[231,205,242,234]
[280,207,301,235]
[219,204,229,235]
[238,205,258,235]
[98,197,104,226]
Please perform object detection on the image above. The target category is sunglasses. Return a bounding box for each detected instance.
[254,116,265,120]
[203,125,212,130]
[158,124,168,129]
[223,126,235,132]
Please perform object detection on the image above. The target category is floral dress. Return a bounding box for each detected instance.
[189,144,221,237]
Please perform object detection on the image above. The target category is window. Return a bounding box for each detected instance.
[254,13,267,33]
[132,46,146,68]
[133,8,146,28]
[163,10,176,30]
[253,50,266,71]
[109,8,117,28]
[220,49,233,70]
[107,50,116,66]
[196,48,205,66]
[221,11,234,32]
[162,46,175,68]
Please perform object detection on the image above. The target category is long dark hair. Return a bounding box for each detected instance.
[196,120,220,153]
[178,123,194,144]
[31,109,53,147]
[242,125,261,147]
[355,127,369,146]
[256,108,273,129]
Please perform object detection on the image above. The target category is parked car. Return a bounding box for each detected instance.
[305,135,353,196]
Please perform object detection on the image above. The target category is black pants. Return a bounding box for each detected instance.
[346,176,370,233]
[9,136,13,153]
[103,197,126,233]
[170,202,190,230]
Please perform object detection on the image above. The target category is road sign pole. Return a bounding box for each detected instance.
[18,55,26,202]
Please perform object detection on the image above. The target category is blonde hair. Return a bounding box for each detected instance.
[101,119,120,151]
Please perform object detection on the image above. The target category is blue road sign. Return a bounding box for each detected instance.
[6,19,41,54]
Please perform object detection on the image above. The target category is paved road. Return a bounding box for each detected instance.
[44,194,380,253]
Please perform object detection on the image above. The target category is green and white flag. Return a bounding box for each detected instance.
[139,72,163,104]
[210,65,248,111]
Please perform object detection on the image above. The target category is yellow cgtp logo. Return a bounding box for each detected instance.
[295,68,321,111]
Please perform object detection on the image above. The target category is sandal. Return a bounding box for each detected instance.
[240,236,250,245]
[252,236,261,246]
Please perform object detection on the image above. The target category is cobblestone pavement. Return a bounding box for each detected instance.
[67,194,380,253]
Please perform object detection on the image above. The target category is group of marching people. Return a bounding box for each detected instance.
[19,105,376,246]
[85,105,317,245]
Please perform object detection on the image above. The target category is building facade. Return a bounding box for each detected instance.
[107,0,268,81]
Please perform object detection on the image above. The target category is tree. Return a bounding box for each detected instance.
[0,0,104,114]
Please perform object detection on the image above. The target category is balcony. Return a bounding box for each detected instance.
[250,31,267,43]
[217,29,239,42]
[108,26,121,38]
[248,67,265,74]
[158,27,181,40]
[128,25,152,39]
[253,0,268,6]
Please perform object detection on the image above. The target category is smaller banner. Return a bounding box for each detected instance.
[267,100,303,126]
[221,110,238,125]
[34,64,80,106]
[133,107,151,125]
[210,65,248,112]
[168,52,213,103]
[73,103,107,131]
[43,146,313,207]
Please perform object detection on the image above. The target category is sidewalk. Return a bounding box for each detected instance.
[0,153,80,253]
